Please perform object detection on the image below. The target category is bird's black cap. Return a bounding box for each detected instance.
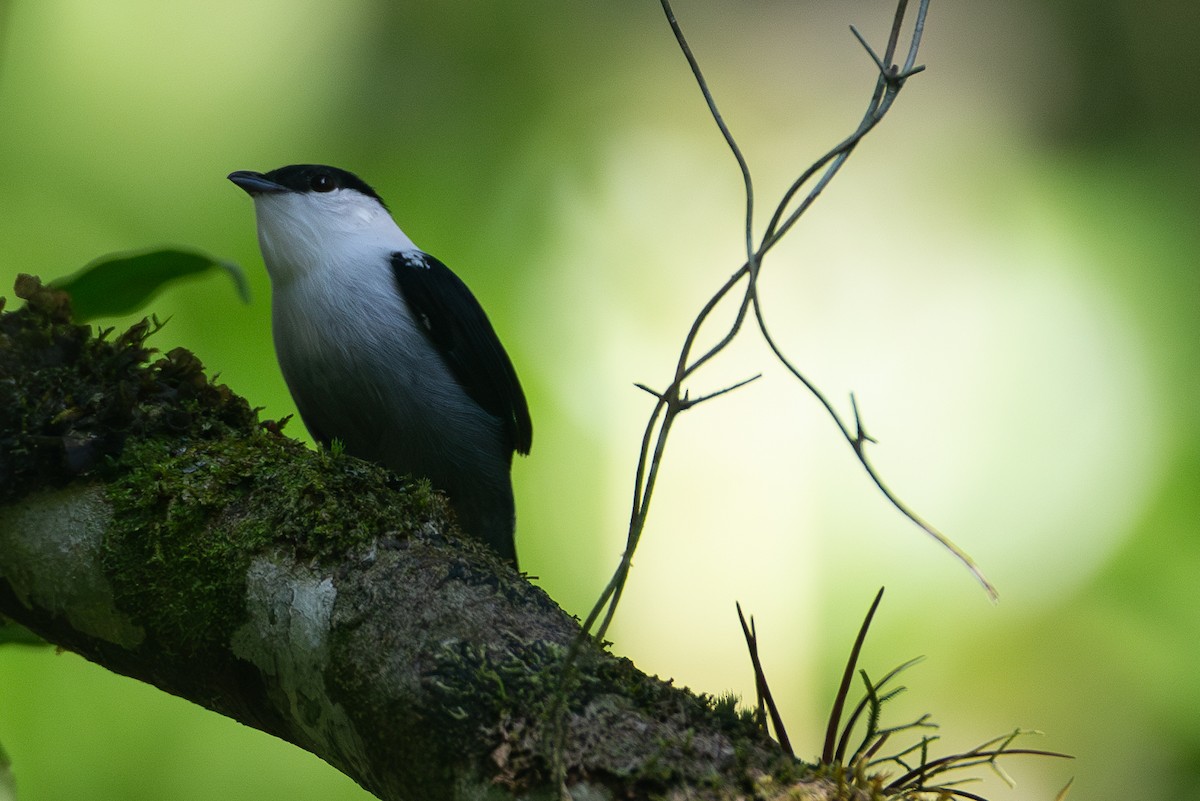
[228,164,388,210]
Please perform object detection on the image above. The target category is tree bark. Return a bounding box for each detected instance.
[0,277,854,801]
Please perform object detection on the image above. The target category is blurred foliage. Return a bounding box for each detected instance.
[0,739,13,801]
[0,622,43,648]
[0,1,1198,800]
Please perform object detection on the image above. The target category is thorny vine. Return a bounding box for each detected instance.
[592,0,995,639]
[588,0,991,647]
[554,0,994,791]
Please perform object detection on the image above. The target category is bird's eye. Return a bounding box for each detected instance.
[311,174,337,193]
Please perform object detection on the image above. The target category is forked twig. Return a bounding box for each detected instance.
[736,603,793,756]
[752,302,997,598]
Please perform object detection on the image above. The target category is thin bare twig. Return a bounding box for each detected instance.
[658,0,756,266]
[635,373,761,409]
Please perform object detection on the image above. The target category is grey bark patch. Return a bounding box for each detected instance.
[0,485,143,648]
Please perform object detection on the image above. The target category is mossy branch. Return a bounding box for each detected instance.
[0,278,859,801]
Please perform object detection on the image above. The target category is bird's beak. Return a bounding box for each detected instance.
[228,170,286,196]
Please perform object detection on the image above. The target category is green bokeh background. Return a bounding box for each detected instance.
[1,2,1197,799]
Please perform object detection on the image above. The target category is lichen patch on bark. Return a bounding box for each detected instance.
[233,555,368,774]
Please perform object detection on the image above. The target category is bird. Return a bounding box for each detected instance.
[228,164,531,566]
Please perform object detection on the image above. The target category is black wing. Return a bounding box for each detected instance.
[391,251,532,455]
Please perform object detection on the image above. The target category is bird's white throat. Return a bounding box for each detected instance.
[251,188,417,286]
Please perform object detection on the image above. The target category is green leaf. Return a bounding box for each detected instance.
[53,248,250,322]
